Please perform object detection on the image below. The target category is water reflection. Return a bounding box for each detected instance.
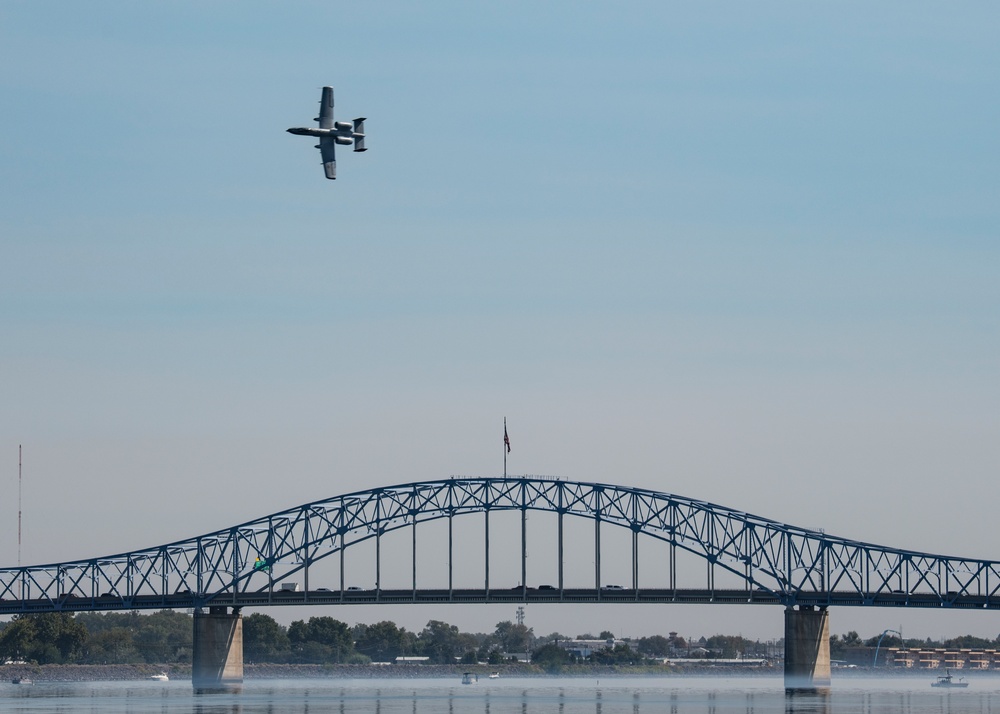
[4,679,999,714]
[194,702,243,714]
[784,689,830,714]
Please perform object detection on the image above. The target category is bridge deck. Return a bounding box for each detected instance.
[2,588,997,615]
[4,478,998,618]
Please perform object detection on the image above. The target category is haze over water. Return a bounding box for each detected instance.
[3,677,998,714]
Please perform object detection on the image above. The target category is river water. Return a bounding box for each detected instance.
[3,676,999,714]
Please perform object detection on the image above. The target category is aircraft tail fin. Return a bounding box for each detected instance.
[353,118,367,152]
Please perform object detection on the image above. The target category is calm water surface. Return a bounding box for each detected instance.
[4,677,1000,714]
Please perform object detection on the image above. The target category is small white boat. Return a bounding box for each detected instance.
[488,672,500,679]
[11,677,32,685]
[149,673,169,682]
[931,670,968,688]
[461,672,478,685]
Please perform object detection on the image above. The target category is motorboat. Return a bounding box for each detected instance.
[11,677,32,685]
[461,672,478,685]
[149,672,169,682]
[931,670,968,688]
[488,671,500,679]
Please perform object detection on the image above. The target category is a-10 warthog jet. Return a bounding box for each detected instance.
[287,86,366,179]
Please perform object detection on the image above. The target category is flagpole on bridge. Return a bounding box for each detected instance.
[503,418,510,478]
[18,445,22,567]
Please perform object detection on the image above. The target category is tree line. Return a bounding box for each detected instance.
[0,611,531,666]
[0,612,684,666]
[828,630,1000,659]
[2,611,999,667]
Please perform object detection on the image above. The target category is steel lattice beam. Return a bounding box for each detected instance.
[2,477,998,615]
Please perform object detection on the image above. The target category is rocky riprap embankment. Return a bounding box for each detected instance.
[2,664,189,682]
[3,663,542,682]
[243,663,539,679]
[5,662,781,682]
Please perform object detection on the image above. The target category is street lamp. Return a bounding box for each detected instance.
[873,629,902,669]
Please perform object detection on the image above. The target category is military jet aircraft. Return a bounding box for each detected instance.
[287,86,366,179]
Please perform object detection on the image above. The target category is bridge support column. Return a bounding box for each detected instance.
[192,606,243,691]
[784,606,830,693]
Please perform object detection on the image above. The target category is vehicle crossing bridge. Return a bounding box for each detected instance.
[2,477,997,690]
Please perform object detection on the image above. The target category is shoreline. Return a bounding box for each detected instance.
[4,663,999,683]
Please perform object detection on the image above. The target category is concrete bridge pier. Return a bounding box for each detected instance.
[784,606,831,693]
[192,606,243,691]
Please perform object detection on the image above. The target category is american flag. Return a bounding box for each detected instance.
[504,423,511,453]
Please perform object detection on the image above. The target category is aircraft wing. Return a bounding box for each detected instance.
[319,135,337,179]
[318,86,334,129]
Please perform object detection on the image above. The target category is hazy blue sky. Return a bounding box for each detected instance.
[1,1,998,641]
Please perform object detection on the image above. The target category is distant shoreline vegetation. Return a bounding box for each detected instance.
[1,611,998,670]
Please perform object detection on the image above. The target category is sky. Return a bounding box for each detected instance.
[1,1,998,643]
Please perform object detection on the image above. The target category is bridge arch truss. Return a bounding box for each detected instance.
[2,477,998,614]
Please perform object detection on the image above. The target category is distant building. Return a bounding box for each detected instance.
[889,648,1000,670]
[662,657,770,667]
[555,638,631,659]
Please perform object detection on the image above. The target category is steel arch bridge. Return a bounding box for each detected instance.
[2,476,998,616]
